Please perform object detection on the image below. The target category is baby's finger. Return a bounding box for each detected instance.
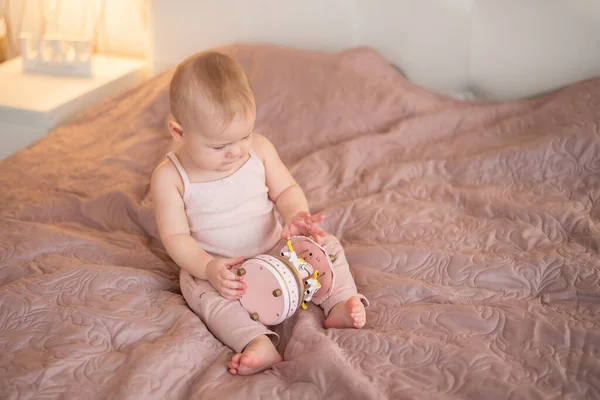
[311,214,326,222]
[220,269,238,281]
[301,214,313,224]
[229,286,246,296]
[309,225,321,236]
[297,211,311,220]
[224,279,246,290]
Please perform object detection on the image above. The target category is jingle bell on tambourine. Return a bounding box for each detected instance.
[234,236,336,325]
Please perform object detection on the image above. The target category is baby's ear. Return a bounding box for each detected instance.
[167,119,184,141]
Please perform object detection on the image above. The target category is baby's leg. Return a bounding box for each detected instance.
[318,235,369,329]
[180,269,282,375]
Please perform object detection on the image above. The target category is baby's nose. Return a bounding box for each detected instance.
[227,146,241,158]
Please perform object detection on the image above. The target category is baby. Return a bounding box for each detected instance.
[151,50,369,376]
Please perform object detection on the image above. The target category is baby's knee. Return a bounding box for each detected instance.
[179,270,218,315]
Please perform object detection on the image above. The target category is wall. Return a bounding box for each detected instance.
[1,0,148,60]
[148,0,600,101]
[148,0,472,95]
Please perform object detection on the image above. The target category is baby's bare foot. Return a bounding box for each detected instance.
[324,296,366,329]
[228,335,282,375]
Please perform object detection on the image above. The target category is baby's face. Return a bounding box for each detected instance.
[185,112,255,172]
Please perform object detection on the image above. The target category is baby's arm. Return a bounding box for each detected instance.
[253,134,308,223]
[151,161,246,299]
[253,134,326,241]
[151,160,214,279]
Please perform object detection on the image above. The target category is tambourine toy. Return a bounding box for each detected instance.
[234,236,336,325]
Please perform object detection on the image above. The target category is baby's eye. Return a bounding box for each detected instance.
[213,146,225,151]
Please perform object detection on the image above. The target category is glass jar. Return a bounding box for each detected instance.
[0,15,7,63]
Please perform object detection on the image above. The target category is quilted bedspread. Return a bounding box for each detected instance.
[1,44,599,399]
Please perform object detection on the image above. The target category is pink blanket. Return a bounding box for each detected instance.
[1,43,599,399]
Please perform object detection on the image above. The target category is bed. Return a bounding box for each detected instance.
[1,1,600,399]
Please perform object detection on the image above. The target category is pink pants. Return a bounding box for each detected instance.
[179,234,369,353]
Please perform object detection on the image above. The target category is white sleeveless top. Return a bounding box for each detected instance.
[166,149,282,258]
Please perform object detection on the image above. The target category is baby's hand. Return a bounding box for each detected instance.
[206,256,246,300]
[282,211,327,244]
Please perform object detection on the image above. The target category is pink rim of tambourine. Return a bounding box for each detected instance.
[237,254,303,326]
[237,236,336,326]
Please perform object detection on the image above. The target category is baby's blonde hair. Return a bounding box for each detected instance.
[169,51,255,135]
